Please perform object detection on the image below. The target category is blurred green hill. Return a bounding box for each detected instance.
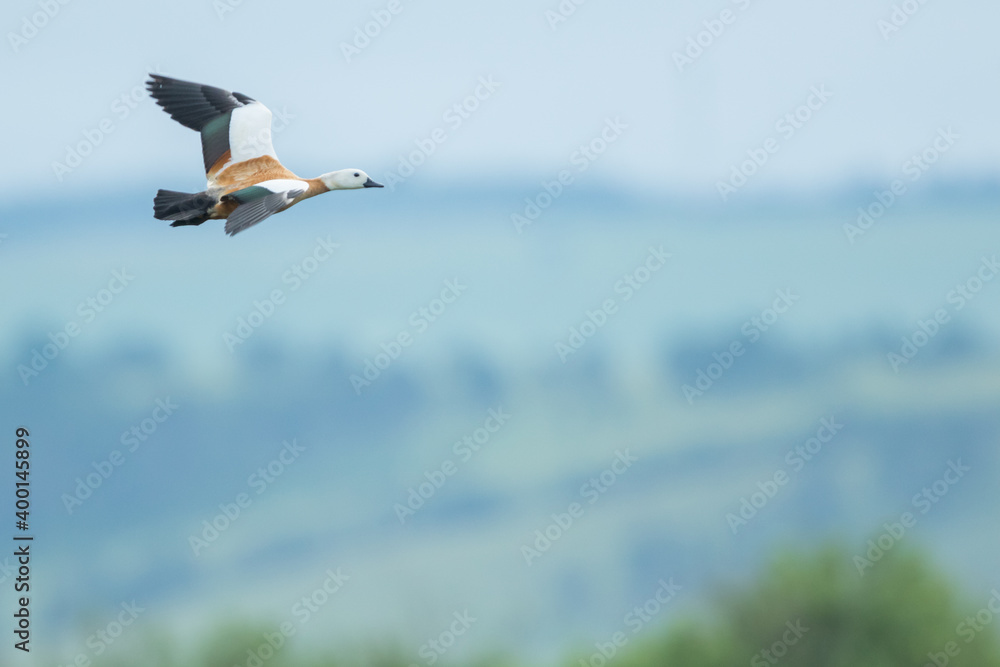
[603,546,1000,667]
[81,545,1000,667]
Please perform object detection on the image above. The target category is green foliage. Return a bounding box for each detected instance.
[85,545,999,667]
[613,545,1000,667]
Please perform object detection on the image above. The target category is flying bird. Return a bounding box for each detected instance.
[146,75,383,236]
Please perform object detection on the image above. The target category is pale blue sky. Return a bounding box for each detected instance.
[2,0,998,201]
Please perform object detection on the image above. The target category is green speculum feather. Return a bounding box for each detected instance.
[227,185,273,204]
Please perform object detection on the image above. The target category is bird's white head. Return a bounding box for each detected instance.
[320,169,384,191]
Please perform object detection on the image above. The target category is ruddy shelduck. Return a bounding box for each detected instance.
[147,74,383,236]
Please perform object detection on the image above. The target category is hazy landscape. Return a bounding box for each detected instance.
[3,187,999,665]
[4,0,1000,663]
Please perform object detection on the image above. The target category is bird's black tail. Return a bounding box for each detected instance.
[153,189,216,227]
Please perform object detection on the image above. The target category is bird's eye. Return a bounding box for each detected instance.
[354,172,360,177]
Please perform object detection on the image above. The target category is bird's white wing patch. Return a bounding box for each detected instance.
[256,179,309,194]
[228,102,279,164]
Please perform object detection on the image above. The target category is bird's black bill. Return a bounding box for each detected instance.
[363,178,384,188]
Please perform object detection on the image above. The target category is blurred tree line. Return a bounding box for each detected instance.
[84,546,1000,667]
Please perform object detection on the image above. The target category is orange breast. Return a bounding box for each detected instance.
[206,157,328,219]
[213,156,300,192]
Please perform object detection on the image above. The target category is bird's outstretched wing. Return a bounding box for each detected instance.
[146,74,279,184]
[223,180,306,236]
